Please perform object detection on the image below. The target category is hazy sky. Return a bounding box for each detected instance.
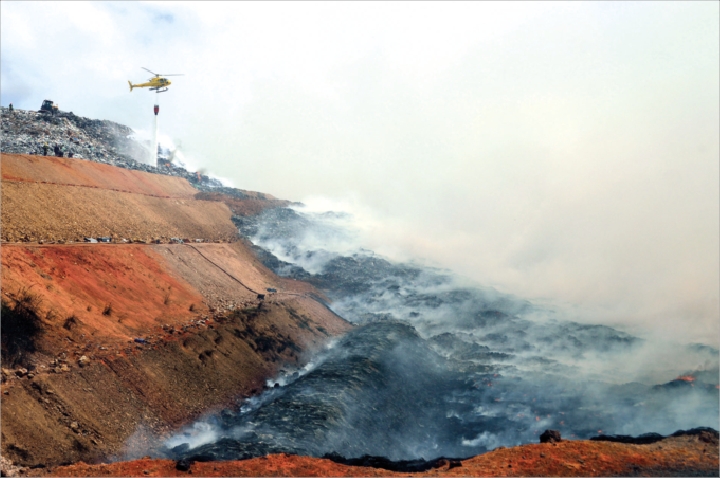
[2,2,718,344]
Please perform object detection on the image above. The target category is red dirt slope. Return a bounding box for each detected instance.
[1,154,351,468]
[1,240,351,467]
[1,244,205,346]
[1,153,197,197]
[1,154,284,242]
[25,434,719,477]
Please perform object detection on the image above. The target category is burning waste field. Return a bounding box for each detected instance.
[151,206,719,467]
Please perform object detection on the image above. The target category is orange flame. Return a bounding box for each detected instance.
[675,375,695,382]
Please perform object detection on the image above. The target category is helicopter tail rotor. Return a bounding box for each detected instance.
[128,81,134,92]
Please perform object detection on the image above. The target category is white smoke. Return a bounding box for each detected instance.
[164,421,220,451]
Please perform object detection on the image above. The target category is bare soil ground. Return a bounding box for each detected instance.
[1,154,351,468]
[1,243,351,468]
[0,153,285,242]
[1,182,238,243]
[1,154,197,197]
[1,244,205,346]
[23,435,719,477]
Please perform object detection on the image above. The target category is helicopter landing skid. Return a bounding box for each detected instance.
[150,87,169,93]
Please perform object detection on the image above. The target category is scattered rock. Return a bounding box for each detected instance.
[78,355,90,367]
[0,456,27,477]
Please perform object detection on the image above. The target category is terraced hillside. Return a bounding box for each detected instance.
[1,153,350,467]
[0,153,265,243]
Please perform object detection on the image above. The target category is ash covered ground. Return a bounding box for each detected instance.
[163,206,718,463]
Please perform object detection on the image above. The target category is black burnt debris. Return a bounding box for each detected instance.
[167,316,719,464]
[590,427,719,445]
[156,205,717,463]
[321,453,463,472]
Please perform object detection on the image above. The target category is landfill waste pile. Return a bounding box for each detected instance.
[161,206,719,464]
[0,106,222,187]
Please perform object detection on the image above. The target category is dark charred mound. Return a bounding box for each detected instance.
[174,450,466,473]
[236,207,642,357]
[590,432,666,444]
[197,206,720,463]
[167,321,480,461]
[322,453,463,472]
[163,320,718,464]
[245,244,312,281]
[591,427,718,445]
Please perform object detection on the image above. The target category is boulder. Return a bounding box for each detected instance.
[540,429,562,443]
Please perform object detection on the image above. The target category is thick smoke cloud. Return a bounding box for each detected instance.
[152,206,718,463]
[2,3,717,344]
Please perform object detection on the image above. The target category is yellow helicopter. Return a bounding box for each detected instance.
[128,67,183,93]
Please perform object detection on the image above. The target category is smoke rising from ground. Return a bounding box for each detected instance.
[147,205,718,463]
[2,3,717,345]
[242,205,718,381]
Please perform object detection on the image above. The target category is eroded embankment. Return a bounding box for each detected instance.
[1,242,351,467]
[1,153,352,467]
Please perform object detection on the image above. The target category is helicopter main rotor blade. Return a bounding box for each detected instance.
[142,67,158,76]
[158,74,184,76]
